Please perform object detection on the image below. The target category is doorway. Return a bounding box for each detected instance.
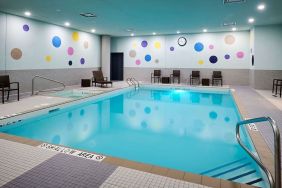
[110,53,124,81]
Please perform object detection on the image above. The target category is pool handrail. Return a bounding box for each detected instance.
[32,75,66,95]
[236,117,281,188]
[126,77,140,90]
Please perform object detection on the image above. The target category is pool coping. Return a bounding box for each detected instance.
[0,84,260,188]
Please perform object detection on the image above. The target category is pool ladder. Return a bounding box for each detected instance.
[236,117,281,188]
[32,75,66,95]
[126,78,140,90]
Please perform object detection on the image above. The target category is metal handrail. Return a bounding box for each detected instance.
[131,78,140,88]
[126,78,133,86]
[236,117,281,188]
[32,75,66,95]
[126,78,140,90]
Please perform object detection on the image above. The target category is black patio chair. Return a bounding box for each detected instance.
[190,71,200,85]
[170,70,180,84]
[0,75,19,103]
[212,71,223,86]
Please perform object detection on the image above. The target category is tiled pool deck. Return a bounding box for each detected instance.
[0,82,281,188]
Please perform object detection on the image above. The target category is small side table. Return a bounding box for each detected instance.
[161,77,170,84]
[81,79,91,87]
[202,78,210,86]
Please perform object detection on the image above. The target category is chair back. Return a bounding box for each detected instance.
[192,71,200,77]
[93,71,104,82]
[154,70,161,76]
[213,71,222,78]
[0,75,10,88]
[173,70,180,77]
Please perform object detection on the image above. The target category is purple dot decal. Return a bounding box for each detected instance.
[209,56,218,64]
[141,40,148,48]
[170,47,174,51]
[224,54,230,60]
[67,47,74,56]
[209,45,214,49]
[80,58,85,64]
[237,51,244,59]
[135,59,141,65]
[23,24,29,32]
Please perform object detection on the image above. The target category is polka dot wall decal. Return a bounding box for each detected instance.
[224,35,235,45]
[209,55,218,64]
[236,51,244,59]
[194,42,204,52]
[68,112,72,118]
[133,43,137,48]
[209,44,214,49]
[80,58,85,64]
[45,55,52,62]
[141,121,148,128]
[145,54,152,62]
[23,24,29,32]
[129,110,136,117]
[224,117,230,122]
[209,111,218,119]
[170,47,174,51]
[83,41,89,49]
[224,54,230,60]
[135,59,141,65]
[154,41,161,49]
[141,40,148,48]
[155,59,159,64]
[80,109,85,116]
[68,60,72,66]
[67,47,74,56]
[144,107,151,114]
[129,50,136,58]
[198,60,204,65]
[11,48,22,60]
[52,36,61,48]
[72,32,79,41]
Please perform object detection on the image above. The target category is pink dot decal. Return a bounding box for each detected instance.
[67,47,74,56]
[236,51,244,59]
[135,59,141,65]
[209,45,214,49]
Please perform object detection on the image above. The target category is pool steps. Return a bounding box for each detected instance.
[201,158,264,187]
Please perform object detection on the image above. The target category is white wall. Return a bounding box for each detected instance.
[0,12,6,70]
[253,24,282,70]
[0,13,101,70]
[111,31,251,69]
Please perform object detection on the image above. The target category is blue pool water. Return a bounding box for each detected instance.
[0,87,268,187]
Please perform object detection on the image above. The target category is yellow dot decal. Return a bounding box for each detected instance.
[132,43,137,48]
[154,42,161,49]
[45,55,52,62]
[198,60,204,65]
[72,32,79,41]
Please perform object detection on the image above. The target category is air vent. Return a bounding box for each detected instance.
[223,0,246,4]
[125,28,134,32]
[223,22,237,26]
[80,13,96,18]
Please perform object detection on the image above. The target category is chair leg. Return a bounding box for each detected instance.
[17,89,19,101]
[7,90,10,100]
[2,88,4,104]
[272,79,275,93]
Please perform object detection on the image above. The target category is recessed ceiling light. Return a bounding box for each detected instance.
[248,18,255,23]
[91,29,96,33]
[152,32,156,35]
[203,29,207,32]
[176,31,180,34]
[24,11,31,16]
[232,27,237,31]
[257,3,265,11]
[130,33,134,36]
[64,22,70,27]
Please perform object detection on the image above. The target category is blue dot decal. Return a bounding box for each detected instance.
[68,112,72,118]
[52,36,61,48]
[209,111,218,119]
[68,60,73,66]
[209,56,218,64]
[224,117,230,122]
[144,107,151,114]
[80,109,85,116]
[194,42,204,52]
[145,55,152,62]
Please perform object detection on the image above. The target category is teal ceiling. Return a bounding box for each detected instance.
[0,0,281,36]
